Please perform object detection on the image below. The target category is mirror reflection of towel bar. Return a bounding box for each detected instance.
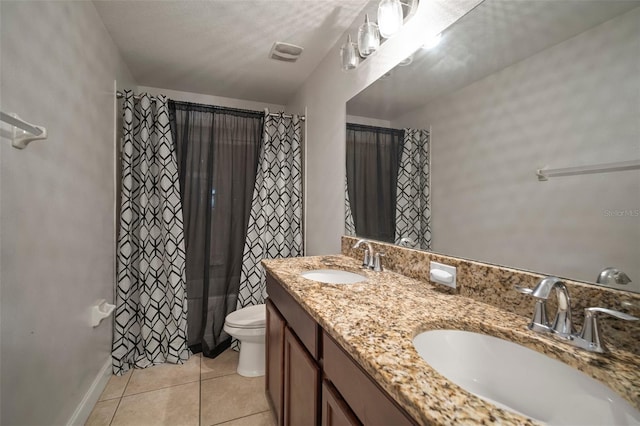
[537,160,640,181]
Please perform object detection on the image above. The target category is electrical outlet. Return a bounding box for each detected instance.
[430,261,457,289]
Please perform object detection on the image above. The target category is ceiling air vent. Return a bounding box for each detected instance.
[269,42,304,63]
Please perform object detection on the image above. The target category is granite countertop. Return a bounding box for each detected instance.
[262,255,640,425]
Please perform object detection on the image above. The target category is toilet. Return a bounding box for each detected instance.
[223,304,266,377]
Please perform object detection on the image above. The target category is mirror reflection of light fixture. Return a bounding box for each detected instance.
[340,34,359,71]
[378,0,404,38]
[398,54,413,66]
[422,32,442,50]
[357,14,380,57]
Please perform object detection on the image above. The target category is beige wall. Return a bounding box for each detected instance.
[287,0,482,255]
[392,7,640,289]
[0,2,135,424]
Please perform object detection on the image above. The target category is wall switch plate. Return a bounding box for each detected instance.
[430,261,457,289]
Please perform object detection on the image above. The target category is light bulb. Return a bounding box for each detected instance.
[340,34,359,71]
[422,32,442,50]
[357,14,380,58]
[378,0,404,38]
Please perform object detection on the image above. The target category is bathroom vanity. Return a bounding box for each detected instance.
[265,268,414,426]
[263,242,640,425]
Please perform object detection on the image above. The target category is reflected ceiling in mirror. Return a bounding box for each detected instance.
[346,0,640,292]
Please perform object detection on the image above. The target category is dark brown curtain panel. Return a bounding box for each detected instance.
[169,100,263,358]
[346,123,404,243]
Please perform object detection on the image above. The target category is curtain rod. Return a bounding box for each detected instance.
[116,91,305,121]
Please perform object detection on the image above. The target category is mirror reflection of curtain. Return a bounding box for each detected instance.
[395,128,431,249]
[345,176,356,236]
[169,100,263,358]
[345,123,404,243]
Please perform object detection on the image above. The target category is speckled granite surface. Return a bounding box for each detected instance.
[342,236,640,356]
[262,254,640,426]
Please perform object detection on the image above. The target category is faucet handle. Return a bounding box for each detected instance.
[584,307,638,321]
[514,285,533,296]
[577,307,639,353]
[514,285,551,332]
[373,252,385,272]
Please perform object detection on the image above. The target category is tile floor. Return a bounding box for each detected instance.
[86,350,275,426]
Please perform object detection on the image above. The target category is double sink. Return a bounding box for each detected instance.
[300,268,640,425]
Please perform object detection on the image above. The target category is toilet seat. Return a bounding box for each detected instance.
[225,304,266,329]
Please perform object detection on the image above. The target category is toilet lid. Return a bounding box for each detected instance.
[226,304,266,329]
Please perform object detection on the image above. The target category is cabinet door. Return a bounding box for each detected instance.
[266,300,285,426]
[322,380,361,426]
[284,326,320,426]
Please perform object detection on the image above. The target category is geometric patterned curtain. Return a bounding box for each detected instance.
[394,128,431,250]
[112,90,190,375]
[237,112,304,312]
[345,176,356,236]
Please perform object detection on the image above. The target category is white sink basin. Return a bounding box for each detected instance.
[300,269,367,284]
[413,330,640,425]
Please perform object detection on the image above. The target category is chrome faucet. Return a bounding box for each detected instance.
[596,267,632,285]
[527,276,573,337]
[516,276,638,353]
[353,239,382,270]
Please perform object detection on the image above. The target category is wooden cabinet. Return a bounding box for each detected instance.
[266,300,285,425]
[266,275,321,426]
[284,327,320,426]
[322,380,361,426]
[323,332,414,426]
[266,272,415,426]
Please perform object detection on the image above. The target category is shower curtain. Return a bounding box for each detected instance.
[237,112,303,312]
[394,128,431,250]
[169,101,263,358]
[112,91,189,374]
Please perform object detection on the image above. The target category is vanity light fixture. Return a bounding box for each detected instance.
[340,34,359,71]
[378,0,404,38]
[422,32,442,50]
[357,14,380,57]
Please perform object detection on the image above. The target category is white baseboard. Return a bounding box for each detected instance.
[67,357,112,426]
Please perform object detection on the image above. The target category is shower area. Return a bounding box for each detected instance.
[113,90,304,373]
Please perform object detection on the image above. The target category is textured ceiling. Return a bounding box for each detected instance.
[347,0,640,120]
[94,0,369,104]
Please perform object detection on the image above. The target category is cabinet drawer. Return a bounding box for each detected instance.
[267,272,320,359]
[323,332,415,426]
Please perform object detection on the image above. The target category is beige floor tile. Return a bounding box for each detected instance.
[85,399,119,426]
[124,354,201,396]
[216,410,275,426]
[99,370,132,401]
[201,349,239,380]
[111,381,199,426]
[201,374,269,425]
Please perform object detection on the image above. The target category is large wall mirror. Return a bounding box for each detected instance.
[345,0,640,292]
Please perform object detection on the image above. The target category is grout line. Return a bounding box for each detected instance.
[211,410,271,426]
[200,371,239,382]
[120,379,201,399]
[109,371,133,425]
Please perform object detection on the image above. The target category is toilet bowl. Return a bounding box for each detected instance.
[223,304,266,377]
